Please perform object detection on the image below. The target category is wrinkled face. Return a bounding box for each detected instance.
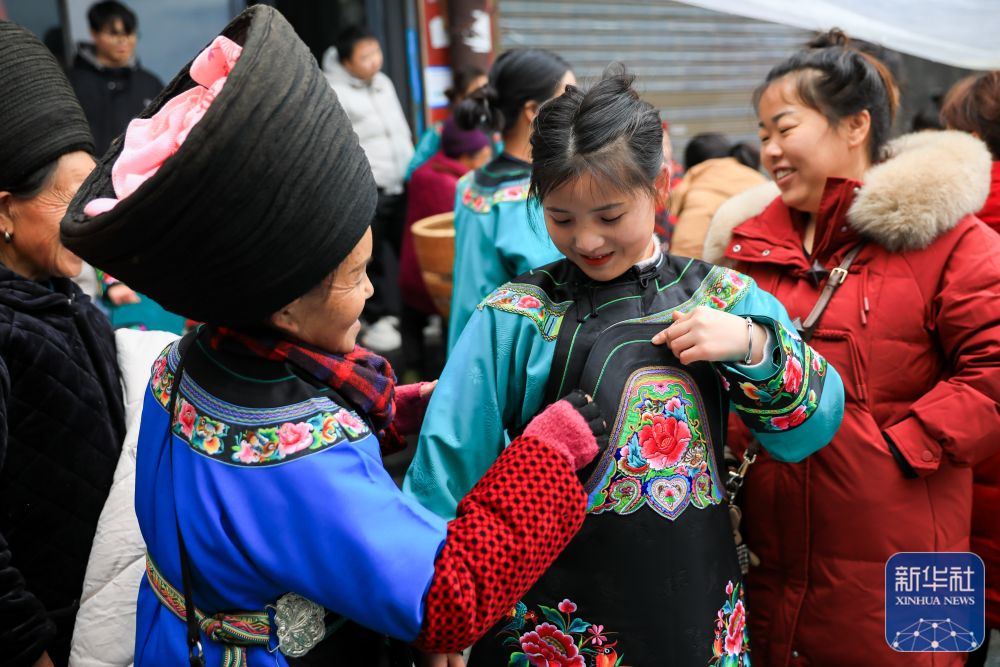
[344,38,383,82]
[757,76,865,214]
[91,18,136,67]
[273,228,374,354]
[0,151,92,280]
[543,172,656,281]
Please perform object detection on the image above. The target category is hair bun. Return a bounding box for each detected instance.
[454,84,500,131]
[808,28,851,49]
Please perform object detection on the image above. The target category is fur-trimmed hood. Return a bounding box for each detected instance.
[704,130,992,264]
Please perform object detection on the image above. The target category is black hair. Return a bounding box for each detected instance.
[683,133,731,169]
[530,67,663,205]
[87,1,137,34]
[3,160,58,199]
[454,48,571,136]
[445,65,487,106]
[335,26,377,63]
[729,142,761,171]
[753,28,899,163]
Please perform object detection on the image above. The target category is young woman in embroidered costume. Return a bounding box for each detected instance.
[59,8,609,666]
[406,69,845,666]
[701,30,1000,667]
[446,48,576,350]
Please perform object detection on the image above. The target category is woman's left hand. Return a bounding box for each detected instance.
[651,307,766,365]
[419,380,437,400]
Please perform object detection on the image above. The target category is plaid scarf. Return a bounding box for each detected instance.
[210,326,397,433]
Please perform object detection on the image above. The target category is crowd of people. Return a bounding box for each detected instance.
[0,2,998,667]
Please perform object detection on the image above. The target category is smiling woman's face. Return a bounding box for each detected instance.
[543,171,656,281]
[271,227,373,354]
[757,76,869,214]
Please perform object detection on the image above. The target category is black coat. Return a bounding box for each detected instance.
[67,45,163,155]
[0,265,124,666]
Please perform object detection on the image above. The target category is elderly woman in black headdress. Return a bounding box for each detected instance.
[61,7,604,666]
[0,21,125,667]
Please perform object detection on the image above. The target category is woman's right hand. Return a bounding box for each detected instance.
[523,389,607,470]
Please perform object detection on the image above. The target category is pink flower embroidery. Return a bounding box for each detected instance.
[151,358,166,387]
[638,414,692,470]
[277,422,313,457]
[557,599,577,614]
[770,404,808,430]
[729,272,745,289]
[718,373,731,391]
[177,400,197,438]
[726,581,734,596]
[725,599,746,656]
[812,354,824,373]
[519,623,585,666]
[334,410,366,437]
[236,439,260,464]
[783,355,804,395]
[587,624,607,646]
[710,295,727,309]
[518,295,542,309]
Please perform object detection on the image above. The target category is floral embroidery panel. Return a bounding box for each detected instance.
[710,580,750,667]
[587,367,724,521]
[479,283,571,341]
[459,177,530,214]
[149,348,371,466]
[498,599,623,667]
[726,319,830,433]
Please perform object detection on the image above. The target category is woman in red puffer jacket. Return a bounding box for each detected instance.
[941,70,1000,666]
[704,31,1000,667]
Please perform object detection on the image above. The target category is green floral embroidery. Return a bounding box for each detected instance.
[727,321,829,432]
[587,367,724,520]
[479,283,571,341]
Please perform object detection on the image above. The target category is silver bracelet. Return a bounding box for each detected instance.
[743,317,754,364]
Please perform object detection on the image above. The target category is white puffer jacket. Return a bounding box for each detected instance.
[322,47,413,194]
[69,329,180,667]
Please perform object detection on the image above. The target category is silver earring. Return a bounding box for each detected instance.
[3,231,11,244]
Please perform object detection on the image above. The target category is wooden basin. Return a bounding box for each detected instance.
[411,211,455,318]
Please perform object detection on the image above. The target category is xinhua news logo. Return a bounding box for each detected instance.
[885,552,985,652]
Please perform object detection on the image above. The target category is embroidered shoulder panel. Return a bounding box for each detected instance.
[459,172,530,214]
[150,346,371,467]
[477,282,572,341]
[586,366,725,521]
[723,320,829,432]
[628,266,754,325]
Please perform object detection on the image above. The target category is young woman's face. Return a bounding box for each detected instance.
[757,76,868,214]
[543,172,656,281]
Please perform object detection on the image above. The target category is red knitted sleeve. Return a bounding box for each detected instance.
[413,434,588,652]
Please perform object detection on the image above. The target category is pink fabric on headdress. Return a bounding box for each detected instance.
[83,36,243,217]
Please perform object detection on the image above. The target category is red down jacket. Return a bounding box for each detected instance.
[705,131,1000,667]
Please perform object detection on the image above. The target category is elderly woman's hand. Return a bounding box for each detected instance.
[651,307,767,365]
[106,283,141,305]
[394,381,437,435]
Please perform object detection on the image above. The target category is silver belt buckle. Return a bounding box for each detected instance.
[274,592,326,657]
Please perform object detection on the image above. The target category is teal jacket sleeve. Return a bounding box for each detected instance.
[405,123,442,182]
[447,192,561,351]
[722,282,845,462]
[405,298,558,519]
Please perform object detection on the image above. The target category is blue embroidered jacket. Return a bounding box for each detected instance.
[407,251,844,666]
